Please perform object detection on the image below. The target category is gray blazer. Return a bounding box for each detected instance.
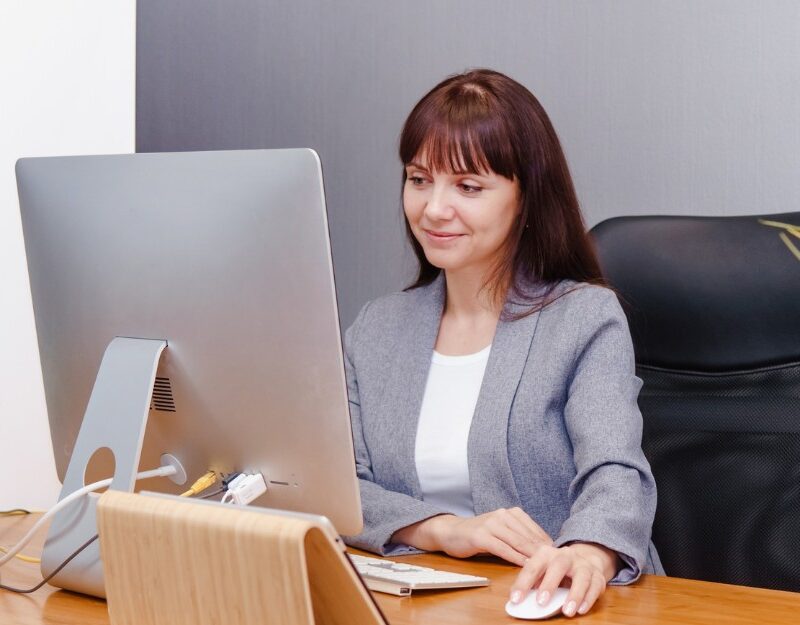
[342,274,663,583]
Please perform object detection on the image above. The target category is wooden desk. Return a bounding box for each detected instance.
[2,512,799,624]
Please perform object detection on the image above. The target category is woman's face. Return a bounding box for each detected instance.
[403,153,521,277]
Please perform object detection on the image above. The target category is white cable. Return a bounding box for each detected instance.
[218,473,267,506]
[0,465,176,568]
[227,473,267,506]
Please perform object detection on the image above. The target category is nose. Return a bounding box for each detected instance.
[423,184,455,222]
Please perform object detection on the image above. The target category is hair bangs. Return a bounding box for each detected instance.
[400,87,517,180]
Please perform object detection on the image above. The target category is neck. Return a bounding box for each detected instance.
[442,266,507,319]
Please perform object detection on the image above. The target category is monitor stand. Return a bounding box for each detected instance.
[97,490,387,625]
[41,337,168,598]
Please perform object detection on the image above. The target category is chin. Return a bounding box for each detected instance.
[422,251,465,272]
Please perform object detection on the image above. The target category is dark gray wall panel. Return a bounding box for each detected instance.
[137,1,800,328]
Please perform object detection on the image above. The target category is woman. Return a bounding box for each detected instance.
[343,68,662,618]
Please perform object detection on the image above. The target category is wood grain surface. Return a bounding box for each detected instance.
[97,490,384,625]
[2,509,799,624]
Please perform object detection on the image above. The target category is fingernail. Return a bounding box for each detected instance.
[564,601,577,617]
[578,601,590,614]
[537,590,550,605]
[510,590,523,603]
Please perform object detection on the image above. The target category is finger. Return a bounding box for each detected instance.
[535,551,571,607]
[490,522,541,559]
[503,512,550,548]
[479,534,530,567]
[507,507,552,543]
[509,545,552,603]
[577,570,607,615]
[507,507,551,543]
[562,565,592,617]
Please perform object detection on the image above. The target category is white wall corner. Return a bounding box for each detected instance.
[0,1,136,509]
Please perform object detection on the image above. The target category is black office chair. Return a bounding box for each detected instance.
[590,212,800,591]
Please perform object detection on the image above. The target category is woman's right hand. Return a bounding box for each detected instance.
[391,508,552,567]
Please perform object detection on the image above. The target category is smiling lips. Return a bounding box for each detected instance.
[424,229,464,244]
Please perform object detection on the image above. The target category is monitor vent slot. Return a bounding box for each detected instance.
[151,377,176,412]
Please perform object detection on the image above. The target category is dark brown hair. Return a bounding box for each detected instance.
[399,68,605,315]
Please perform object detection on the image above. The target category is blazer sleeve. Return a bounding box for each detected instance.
[552,288,657,585]
[342,302,450,555]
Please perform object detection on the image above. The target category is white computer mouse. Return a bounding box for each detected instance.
[505,587,570,620]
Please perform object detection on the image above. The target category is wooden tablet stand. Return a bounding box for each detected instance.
[96,491,387,625]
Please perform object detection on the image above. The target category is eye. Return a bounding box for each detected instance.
[459,183,482,194]
[408,175,427,186]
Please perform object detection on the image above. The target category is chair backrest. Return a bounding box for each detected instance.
[590,213,800,591]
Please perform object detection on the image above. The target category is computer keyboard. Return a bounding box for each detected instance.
[348,553,490,596]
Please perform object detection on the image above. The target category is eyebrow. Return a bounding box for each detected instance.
[405,161,484,176]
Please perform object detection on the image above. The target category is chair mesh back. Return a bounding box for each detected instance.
[591,213,800,591]
[640,365,800,590]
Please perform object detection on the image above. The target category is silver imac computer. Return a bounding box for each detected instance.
[16,149,362,597]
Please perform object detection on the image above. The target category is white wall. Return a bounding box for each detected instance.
[0,2,135,509]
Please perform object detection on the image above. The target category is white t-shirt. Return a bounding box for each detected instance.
[414,344,492,517]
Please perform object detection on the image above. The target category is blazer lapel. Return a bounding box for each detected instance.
[469,300,542,514]
[375,275,445,498]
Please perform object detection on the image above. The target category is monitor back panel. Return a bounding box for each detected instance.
[17,149,362,534]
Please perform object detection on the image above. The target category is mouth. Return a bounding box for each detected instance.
[423,229,464,243]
